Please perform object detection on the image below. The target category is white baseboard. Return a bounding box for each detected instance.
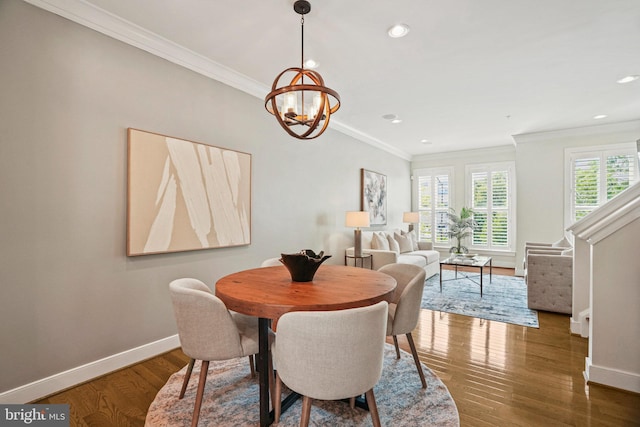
[570,308,590,337]
[585,356,640,393]
[0,334,180,404]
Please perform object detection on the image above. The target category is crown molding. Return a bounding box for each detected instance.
[329,121,411,160]
[23,0,412,161]
[23,0,268,98]
[411,143,514,163]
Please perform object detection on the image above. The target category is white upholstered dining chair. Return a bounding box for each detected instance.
[260,257,282,267]
[169,278,263,427]
[272,301,389,427]
[377,263,428,388]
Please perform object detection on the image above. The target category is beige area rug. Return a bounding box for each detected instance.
[146,344,459,426]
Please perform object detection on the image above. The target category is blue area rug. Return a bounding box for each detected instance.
[422,271,539,328]
[146,344,459,426]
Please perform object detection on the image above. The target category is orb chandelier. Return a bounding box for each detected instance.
[264,0,340,140]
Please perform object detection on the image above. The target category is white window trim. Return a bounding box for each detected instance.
[564,142,639,230]
[412,166,454,247]
[465,161,516,253]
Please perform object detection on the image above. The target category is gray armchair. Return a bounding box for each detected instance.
[523,237,571,269]
[525,249,573,314]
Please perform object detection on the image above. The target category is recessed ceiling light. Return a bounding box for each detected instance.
[304,59,319,69]
[388,24,410,38]
[382,113,402,123]
[593,114,608,120]
[420,139,432,144]
[616,75,639,84]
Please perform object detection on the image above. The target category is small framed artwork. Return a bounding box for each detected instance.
[361,168,387,225]
[127,129,251,256]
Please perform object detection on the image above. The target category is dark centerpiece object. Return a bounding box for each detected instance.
[280,249,331,282]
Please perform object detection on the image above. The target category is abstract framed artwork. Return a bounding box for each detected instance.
[361,168,387,226]
[127,129,251,256]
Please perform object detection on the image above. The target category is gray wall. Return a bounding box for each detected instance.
[0,1,410,394]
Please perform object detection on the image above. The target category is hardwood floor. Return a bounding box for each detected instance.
[35,349,190,427]
[36,267,640,426]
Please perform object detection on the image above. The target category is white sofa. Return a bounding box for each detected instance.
[346,230,440,279]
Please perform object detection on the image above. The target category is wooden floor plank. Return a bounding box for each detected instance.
[34,271,640,426]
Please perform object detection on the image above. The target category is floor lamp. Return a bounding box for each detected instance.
[345,211,370,257]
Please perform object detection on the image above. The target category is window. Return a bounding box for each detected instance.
[466,162,515,252]
[567,143,639,225]
[413,167,453,244]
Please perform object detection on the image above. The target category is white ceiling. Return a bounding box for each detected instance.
[30,0,640,159]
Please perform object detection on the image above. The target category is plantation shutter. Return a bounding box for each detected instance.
[418,175,433,241]
[434,174,450,243]
[571,150,637,223]
[573,156,600,221]
[491,171,509,247]
[471,172,488,246]
[415,168,452,244]
[466,162,515,252]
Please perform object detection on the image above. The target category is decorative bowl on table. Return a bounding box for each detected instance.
[280,249,331,282]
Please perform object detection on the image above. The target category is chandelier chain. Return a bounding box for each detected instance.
[300,16,304,69]
[300,14,305,114]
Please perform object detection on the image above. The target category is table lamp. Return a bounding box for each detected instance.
[403,212,420,232]
[345,211,370,257]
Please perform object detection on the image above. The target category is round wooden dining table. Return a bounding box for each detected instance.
[215,264,397,427]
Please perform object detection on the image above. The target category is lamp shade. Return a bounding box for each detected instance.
[403,212,420,223]
[345,211,370,228]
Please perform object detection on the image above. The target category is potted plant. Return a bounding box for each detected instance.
[447,207,477,255]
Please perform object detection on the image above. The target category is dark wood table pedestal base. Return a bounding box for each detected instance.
[257,318,301,425]
[258,318,272,426]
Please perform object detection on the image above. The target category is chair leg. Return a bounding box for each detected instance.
[392,335,401,359]
[274,372,282,423]
[365,388,381,427]
[300,395,312,427]
[406,332,427,388]
[349,396,356,409]
[191,360,209,427]
[180,358,196,399]
[268,354,276,412]
[248,354,255,378]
